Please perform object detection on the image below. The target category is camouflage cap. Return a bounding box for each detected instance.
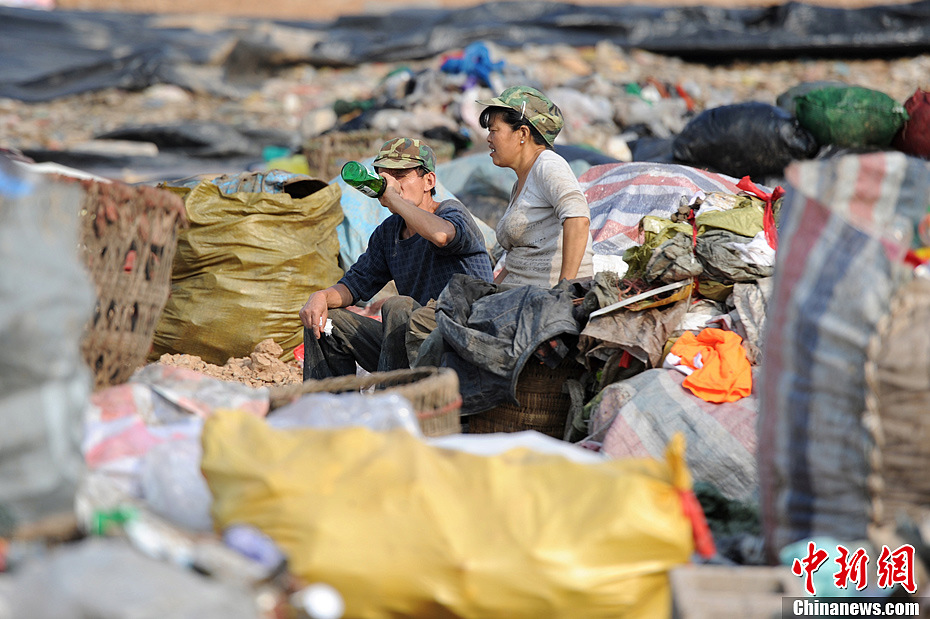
[372,137,436,173]
[477,85,564,146]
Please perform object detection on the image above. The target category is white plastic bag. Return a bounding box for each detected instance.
[140,438,213,532]
[267,392,420,435]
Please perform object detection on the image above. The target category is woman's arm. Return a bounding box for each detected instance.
[559,216,590,281]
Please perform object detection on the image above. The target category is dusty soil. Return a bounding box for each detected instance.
[4,47,928,156]
[53,0,921,21]
[157,338,303,387]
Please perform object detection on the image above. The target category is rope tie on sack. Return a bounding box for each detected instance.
[736,176,784,251]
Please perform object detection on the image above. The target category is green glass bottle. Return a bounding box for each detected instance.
[340,161,385,198]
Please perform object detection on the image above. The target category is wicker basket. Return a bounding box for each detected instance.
[304,131,455,181]
[468,359,585,439]
[76,179,187,391]
[268,367,462,437]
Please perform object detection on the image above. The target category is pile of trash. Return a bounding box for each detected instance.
[3,12,929,185]
[5,2,930,617]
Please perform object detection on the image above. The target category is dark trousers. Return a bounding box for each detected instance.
[303,296,421,380]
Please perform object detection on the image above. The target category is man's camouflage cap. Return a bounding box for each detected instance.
[372,137,436,173]
[477,85,564,146]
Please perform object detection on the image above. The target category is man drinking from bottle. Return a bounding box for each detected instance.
[299,137,493,380]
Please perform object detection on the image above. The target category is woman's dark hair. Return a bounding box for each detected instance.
[479,106,550,149]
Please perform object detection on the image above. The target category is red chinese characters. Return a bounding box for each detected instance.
[834,545,869,591]
[792,541,830,596]
[876,544,917,594]
[790,541,918,596]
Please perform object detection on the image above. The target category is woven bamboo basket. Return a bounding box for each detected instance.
[76,178,187,391]
[304,131,455,181]
[268,367,462,437]
[468,359,585,439]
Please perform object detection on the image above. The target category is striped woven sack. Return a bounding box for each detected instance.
[588,368,759,503]
[758,151,930,561]
[579,162,753,259]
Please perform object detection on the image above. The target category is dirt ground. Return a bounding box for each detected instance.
[6,0,929,160]
[54,0,918,20]
[5,0,929,222]
[4,47,927,160]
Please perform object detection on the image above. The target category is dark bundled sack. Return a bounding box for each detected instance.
[776,81,849,117]
[672,102,819,180]
[892,88,930,159]
[794,86,908,148]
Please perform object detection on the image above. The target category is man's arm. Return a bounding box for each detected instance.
[299,283,353,340]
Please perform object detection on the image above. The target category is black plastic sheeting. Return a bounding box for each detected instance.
[3,1,930,102]
[19,122,297,182]
[0,9,253,101]
[304,0,930,63]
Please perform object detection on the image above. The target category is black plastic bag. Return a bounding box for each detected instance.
[672,102,818,180]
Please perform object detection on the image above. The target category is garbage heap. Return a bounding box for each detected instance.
[4,38,930,619]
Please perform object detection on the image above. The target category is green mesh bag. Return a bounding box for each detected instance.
[795,86,909,148]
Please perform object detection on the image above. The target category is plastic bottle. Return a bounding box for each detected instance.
[918,210,930,248]
[340,161,385,198]
[885,213,914,263]
[90,506,138,536]
[222,524,286,574]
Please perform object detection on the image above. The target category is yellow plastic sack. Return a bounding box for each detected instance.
[201,410,696,619]
[151,173,343,364]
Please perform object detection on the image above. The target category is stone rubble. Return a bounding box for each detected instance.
[157,338,302,387]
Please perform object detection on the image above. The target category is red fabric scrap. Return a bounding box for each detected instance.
[737,176,784,251]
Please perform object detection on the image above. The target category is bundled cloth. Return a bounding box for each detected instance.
[435,274,581,415]
[665,328,752,403]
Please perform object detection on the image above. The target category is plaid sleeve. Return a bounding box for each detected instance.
[338,219,393,303]
[434,200,487,256]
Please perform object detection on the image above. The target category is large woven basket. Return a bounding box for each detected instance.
[77,179,187,390]
[304,130,455,181]
[268,367,462,437]
[469,359,585,439]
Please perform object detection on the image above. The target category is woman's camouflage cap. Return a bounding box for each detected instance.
[477,85,564,146]
[372,137,436,172]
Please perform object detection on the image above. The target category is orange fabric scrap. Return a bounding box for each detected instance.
[669,328,752,403]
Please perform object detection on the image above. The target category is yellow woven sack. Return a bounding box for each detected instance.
[150,174,343,364]
[201,410,696,619]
